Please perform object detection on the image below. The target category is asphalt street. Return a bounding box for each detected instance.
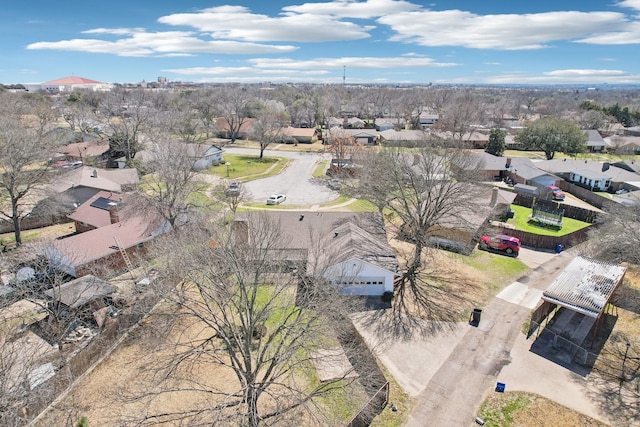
[223,146,339,206]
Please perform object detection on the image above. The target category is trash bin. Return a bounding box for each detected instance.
[470,308,482,325]
[555,243,563,253]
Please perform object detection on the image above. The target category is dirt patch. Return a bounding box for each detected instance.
[388,238,516,322]
[478,391,609,427]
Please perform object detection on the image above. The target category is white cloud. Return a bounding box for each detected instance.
[27,31,298,56]
[544,69,627,77]
[158,5,374,42]
[162,55,456,83]
[378,10,627,49]
[82,28,146,35]
[248,55,457,69]
[486,69,640,84]
[282,0,420,19]
[618,0,640,11]
[576,21,640,44]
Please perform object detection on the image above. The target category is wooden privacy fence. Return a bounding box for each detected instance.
[494,225,593,251]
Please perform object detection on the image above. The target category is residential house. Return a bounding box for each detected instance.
[326,128,378,145]
[374,117,404,131]
[461,131,490,149]
[215,117,255,140]
[68,191,124,233]
[48,166,139,206]
[184,144,224,170]
[378,129,427,146]
[487,113,520,128]
[280,126,319,144]
[418,112,439,128]
[584,130,610,153]
[464,152,562,187]
[233,212,398,296]
[535,159,640,193]
[624,125,640,136]
[423,185,517,253]
[46,197,170,278]
[606,135,640,155]
[346,117,368,129]
[58,139,110,166]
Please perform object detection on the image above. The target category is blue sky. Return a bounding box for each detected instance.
[3,0,640,85]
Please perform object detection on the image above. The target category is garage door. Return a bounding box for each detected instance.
[335,277,386,296]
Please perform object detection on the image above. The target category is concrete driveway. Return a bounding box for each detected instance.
[224,146,339,206]
[355,249,620,426]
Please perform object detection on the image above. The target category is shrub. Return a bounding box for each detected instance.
[252,324,268,339]
[381,291,394,303]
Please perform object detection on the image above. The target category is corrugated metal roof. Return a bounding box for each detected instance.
[542,256,626,318]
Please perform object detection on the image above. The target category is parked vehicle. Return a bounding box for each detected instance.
[266,194,286,205]
[478,234,521,256]
[547,185,565,201]
[514,183,539,197]
[225,181,240,196]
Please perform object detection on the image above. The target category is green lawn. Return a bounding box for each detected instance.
[504,205,591,236]
[454,250,529,293]
[208,154,286,180]
[312,160,329,178]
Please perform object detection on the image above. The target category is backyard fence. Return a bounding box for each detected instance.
[345,381,390,427]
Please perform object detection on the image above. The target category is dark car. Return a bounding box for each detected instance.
[225,180,240,196]
[478,234,520,256]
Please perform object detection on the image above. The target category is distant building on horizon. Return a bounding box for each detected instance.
[25,76,113,93]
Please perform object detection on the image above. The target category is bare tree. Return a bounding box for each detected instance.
[249,100,289,159]
[436,90,484,145]
[0,93,58,246]
[586,204,640,265]
[214,85,257,144]
[123,214,369,426]
[103,88,153,161]
[354,143,485,326]
[134,132,212,229]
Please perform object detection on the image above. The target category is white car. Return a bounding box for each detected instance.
[266,194,286,205]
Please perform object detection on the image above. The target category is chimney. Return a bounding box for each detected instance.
[505,158,512,169]
[91,169,98,178]
[602,162,610,172]
[107,202,119,224]
[490,187,499,207]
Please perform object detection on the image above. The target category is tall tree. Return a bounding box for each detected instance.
[0,93,57,246]
[485,128,507,156]
[103,88,152,161]
[134,131,211,229]
[249,100,289,159]
[515,117,586,160]
[354,143,484,328]
[214,85,257,144]
[125,215,368,426]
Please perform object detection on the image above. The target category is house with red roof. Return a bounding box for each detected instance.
[45,192,170,278]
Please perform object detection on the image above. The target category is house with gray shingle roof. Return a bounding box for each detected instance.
[234,211,398,296]
[535,158,640,193]
[584,130,610,152]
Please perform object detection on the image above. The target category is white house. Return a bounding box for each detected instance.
[185,144,224,170]
[569,169,611,191]
[234,211,399,296]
